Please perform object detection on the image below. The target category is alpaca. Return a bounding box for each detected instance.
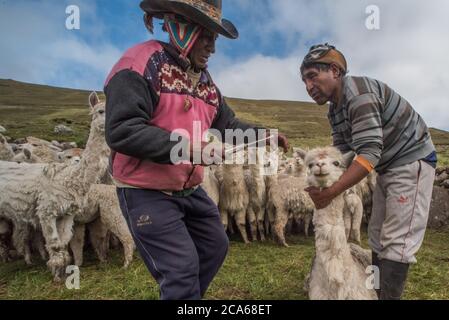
[6,148,81,265]
[18,137,62,163]
[244,150,268,242]
[12,148,41,164]
[70,184,135,268]
[265,149,314,246]
[288,150,314,237]
[0,134,14,161]
[218,153,250,243]
[0,92,110,281]
[201,165,220,206]
[57,148,83,164]
[303,147,377,300]
[354,171,377,224]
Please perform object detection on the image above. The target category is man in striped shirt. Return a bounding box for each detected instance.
[300,44,436,300]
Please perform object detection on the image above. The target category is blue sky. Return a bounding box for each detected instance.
[1,0,448,130]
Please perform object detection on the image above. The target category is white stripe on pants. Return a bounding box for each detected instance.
[368,160,435,264]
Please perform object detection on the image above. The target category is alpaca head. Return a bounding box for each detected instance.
[57,148,83,164]
[304,147,348,188]
[12,148,39,164]
[89,92,106,135]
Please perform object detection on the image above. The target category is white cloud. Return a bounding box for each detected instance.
[0,0,122,90]
[212,0,449,130]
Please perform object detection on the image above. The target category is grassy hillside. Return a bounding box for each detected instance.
[0,79,449,300]
[1,79,448,165]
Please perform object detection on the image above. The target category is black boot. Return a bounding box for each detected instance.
[379,259,410,300]
[372,252,381,298]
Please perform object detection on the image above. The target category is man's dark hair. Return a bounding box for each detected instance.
[300,62,347,78]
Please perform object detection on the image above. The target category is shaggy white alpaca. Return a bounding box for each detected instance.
[0,134,14,161]
[70,184,135,268]
[0,92,110,281]
[304,147,377,300]
[265,149,314,246]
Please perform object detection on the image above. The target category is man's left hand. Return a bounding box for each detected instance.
[266,130,290,153]
[305,186,338,210]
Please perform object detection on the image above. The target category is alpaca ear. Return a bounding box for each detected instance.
[23,148,32,159]
[342,151,356,168]
[0,134,5,144]
[89,92,99,109]
[293,147,307,160]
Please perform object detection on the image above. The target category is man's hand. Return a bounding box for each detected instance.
[305,186,338,210]
[266,130,290,153]
[305,159,371,209]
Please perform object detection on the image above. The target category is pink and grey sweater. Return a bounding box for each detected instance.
[104,40,256,191]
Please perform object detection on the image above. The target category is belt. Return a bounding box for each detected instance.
[161,186,199,198]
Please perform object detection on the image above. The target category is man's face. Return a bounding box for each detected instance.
[189,29,218,70]
[301,66,339,106]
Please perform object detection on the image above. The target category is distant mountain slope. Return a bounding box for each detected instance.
[1,79,448,165]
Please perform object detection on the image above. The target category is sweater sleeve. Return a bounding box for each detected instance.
[104,69,181,164]
[348,93,384,168]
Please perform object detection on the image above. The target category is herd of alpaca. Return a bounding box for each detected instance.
[0,93,378,299]
[0,93,134,281]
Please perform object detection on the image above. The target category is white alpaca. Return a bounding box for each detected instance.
[244,150,267,242]
[0,92,110,281]
[0,134,14,161]
[70,184,135,268]
[57,148,83,164]
[218,152,250,243]
[303,147,377,300]
[201,165,220,206]
[265,150,314,246]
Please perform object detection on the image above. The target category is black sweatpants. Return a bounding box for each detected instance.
[116,187,229,300]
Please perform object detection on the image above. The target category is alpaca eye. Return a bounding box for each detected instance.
[309,164,314,169]
[333,161,340,167]
[98,110,105,114]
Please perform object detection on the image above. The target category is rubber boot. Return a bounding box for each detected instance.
[379,259,410,300]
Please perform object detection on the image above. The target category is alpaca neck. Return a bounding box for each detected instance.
[78,129,109,190]
[313,194,352,268]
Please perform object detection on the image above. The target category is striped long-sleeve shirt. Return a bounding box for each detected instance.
[328,76,436,173]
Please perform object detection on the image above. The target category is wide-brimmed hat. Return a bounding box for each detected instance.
[140,0,238,39]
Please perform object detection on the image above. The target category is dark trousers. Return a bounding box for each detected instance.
[116,187,229,300]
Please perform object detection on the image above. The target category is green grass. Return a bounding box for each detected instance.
[1,228,448,300]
